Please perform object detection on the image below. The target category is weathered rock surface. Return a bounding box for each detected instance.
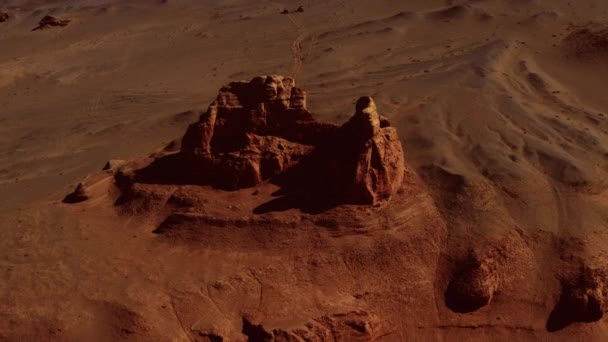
[33,15,70,31]
[179,75,405,204]
[330,96,405,204]
[547,266,608,331]
[445,252,500,313]
[65,75,405,206]
[62,183,89,203]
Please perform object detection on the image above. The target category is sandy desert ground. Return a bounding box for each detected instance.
[3,0,608,340]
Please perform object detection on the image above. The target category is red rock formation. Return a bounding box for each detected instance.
[547,266,608,331]
[332,96,405,204]
[445,251,500,313]
[179,75,405,204]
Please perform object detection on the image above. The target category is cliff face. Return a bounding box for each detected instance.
[179,75,405,204]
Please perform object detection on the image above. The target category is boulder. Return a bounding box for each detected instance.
[445,253,500,313]
[0,11,9,23]
[546,266,608,331]
[335,97,405,204]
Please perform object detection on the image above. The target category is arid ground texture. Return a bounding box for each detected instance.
[3,0,608,340]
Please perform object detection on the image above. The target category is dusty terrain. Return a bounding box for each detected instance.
[3,0,608,340]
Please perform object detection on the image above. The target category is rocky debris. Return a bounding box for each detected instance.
[214,134,314,189]
[241,311,384,341]
[62,75,405,207]
[445,251,500,313]
[547,266,608,331]
[32,15,70,31]
[0,11,9,23]
[179,75,333,190]
[66,75,405,207]
[178,75,405,205]
[62,183,89,203]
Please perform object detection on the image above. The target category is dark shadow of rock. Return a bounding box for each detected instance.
[445,252,499,313]
[252,154,342,214]
[62,183,89,203]
[546,266,608,332]
[241,316,273,342]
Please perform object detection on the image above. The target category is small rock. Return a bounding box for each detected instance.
[296,6,304,13]
[445,253,500,313]
[0,11,9,22]
[32,15,70,31]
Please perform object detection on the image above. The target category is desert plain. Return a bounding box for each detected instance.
[3,0,608,340]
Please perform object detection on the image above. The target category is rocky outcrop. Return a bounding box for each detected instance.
[179,75,405,204]
[445,252,500,313]
[65,75,405,207]
[547,266,608,331]
[33,15,70,31]
[179,75,337,190]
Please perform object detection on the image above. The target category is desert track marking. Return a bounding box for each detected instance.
[287,14,306,79]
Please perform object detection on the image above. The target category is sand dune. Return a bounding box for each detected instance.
[2,0,608,340]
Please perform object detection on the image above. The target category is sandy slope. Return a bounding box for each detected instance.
[2,0,608,340]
